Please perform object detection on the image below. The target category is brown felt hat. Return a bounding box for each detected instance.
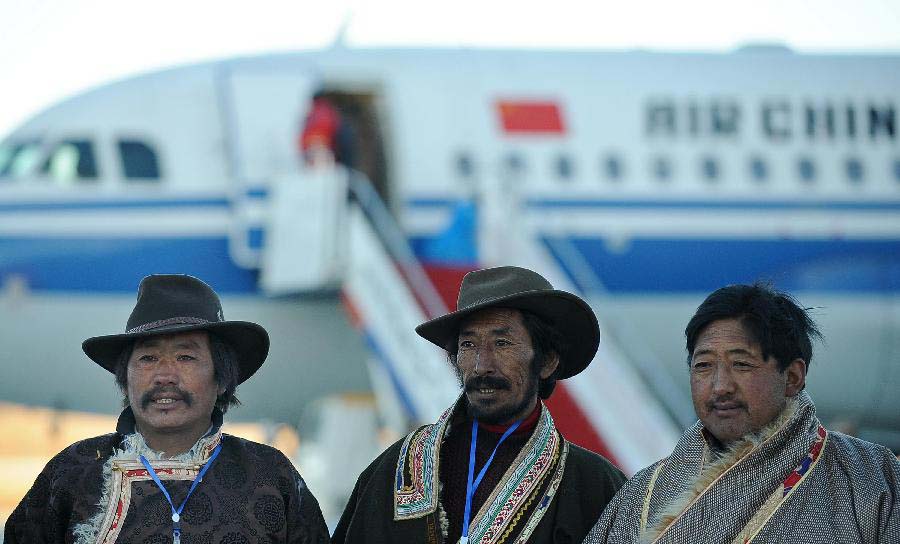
[82,274,269,384]
[415,266,600,379]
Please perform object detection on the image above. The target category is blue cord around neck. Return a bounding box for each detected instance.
[140,443,222,542]
[461,418,522,543]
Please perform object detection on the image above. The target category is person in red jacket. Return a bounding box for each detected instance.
[299,91,355,168]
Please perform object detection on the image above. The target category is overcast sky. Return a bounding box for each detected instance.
[1,0,899,138]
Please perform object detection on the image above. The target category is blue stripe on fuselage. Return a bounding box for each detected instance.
[405,197,900,212]
[0,197,230,213]
[0,237,258,293]
[544,237,900,294]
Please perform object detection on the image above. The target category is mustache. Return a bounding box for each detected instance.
[706,396,746,410]
[465,376,511,392]
[140,386,193,409]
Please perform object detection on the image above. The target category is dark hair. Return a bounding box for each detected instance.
[114,332,242,412]
[447,308,567,399]
[685,283,822,373]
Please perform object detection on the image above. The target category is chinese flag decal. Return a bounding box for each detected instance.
[496,100,566,134]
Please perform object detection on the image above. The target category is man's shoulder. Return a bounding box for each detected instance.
[220,433,297,467]
[33,433,121,480]
[353,425,430,483]
[825,430,900,472]
[372,427,427,466]
[57,433,120,460]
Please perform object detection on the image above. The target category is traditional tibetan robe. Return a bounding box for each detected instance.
[4,407,330,544]
[584,391,900,544]
[333,397,625,544]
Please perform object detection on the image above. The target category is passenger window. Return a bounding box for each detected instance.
[504,152,526,176]
[603,154,623,181]
[845,157,864,184]
[701,156,720,182]
[118,139,161,181]
[651,156,672,182]
[555,154,574,180]
[40,140,98,182]
[749,156,768,183]
[797,157,816,183]
[455,152,475,179]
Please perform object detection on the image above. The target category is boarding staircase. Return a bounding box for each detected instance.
[230,166,687,475]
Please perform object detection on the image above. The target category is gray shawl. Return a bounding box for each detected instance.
[584,391,900,543]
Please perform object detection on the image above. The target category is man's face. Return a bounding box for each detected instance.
[454,308,557,425]
[690,318,805,444]
[127,331,222,439]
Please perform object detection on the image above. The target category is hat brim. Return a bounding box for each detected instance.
[82,321,269,384]
[415,290,599,379]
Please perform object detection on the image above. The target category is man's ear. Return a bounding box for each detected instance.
[784,358,807,396]
[540,352,560,379]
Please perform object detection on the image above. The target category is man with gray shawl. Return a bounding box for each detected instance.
[585,283,900,544]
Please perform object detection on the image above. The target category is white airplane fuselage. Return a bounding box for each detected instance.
[0,46,898,446]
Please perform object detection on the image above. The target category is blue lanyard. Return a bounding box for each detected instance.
[461,419,521,544]
[140,444,222,544]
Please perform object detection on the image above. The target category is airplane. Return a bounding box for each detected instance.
[0,44,898,501]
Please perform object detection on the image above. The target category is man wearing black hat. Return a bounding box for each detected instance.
[4,274,330,543]
[333,266,625,543]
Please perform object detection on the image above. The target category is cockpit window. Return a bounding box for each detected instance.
[39,139,98,182]
[0,140,43,179]
[118,139,161,180]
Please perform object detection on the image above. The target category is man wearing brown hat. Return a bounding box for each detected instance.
[4,274,330,543]
[333,266,625,543]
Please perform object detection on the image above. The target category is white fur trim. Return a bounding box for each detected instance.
[642,398,798,544]
[72,430,221,544]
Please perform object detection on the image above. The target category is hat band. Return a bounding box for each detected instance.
[126,316,212,334]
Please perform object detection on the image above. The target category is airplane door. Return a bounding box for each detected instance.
[219,64,319,269]
[220,64,319,181]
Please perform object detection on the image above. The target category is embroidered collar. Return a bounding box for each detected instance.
[115,406,224,463]
[394,395,568,544]
[641,392,828,544]
[71,408,226,544]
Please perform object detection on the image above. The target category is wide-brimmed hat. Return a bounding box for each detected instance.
[415,266,599,379]
[82,274,269,384]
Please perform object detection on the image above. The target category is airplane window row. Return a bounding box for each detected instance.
[455,152,900,186]
[0,138,160,183]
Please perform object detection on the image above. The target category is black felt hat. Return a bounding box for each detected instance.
[82,274,269,384]
[415,266,600,379]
